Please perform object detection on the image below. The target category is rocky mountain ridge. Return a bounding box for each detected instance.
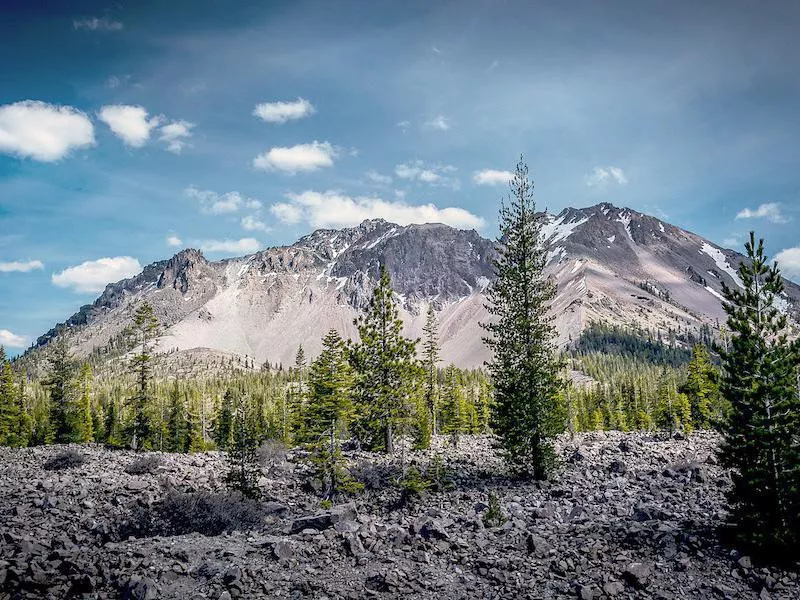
[26,203,800,370]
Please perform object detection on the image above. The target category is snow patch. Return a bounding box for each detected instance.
[700,243,743,289]
[705,286,724,301]
[364,227,399,250]
[607,235,615,244]
[659,222,665,233]
[616,210,634,242]
[541,213,589,245]
[546,246,566,265]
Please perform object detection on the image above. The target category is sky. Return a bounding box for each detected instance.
[1,0,800,355]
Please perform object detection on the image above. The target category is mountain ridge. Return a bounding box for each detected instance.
[26,203,800,370]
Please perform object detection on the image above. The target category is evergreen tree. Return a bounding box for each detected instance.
[481,158,565,479]
[224,396,261,499]
[421,304,440,443]
[717,232,800,558]
[77,363,94,443]
[0,347,23,446]
[295,345,307,372]
[681,344,724,429]
[165,382,190,452]
[440,365,466,448]
[214,388,236,449]
[350,265,423,453]
[303,329,360,499]
[126,302,159,449]
[44,336,78,443]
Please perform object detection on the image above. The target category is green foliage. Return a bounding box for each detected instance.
[483,492,506,528]
[574,322,697,367]
[482,158,565,479]
[717,232,800,559]
[420,304,440,444]
[77,363,94,443]
[440,365,466,448]
[681,345,726,428]
[303,329,361,499]
[44,336,78,443]
[224,397,261,500]
[398,465,432,501]
[0,347,27,447]
[125,302,159,449]
[213,388,236,450]
[349,265,423,453]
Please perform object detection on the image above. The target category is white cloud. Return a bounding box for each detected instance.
[199,238,261,254]
[473,169,513,186]
[185,187,261,214]
[424,114,451,131]
[159,120,194,154]
[253,141,336,174]
[735,202,788,224]
[775,247,800,282]
[0,329,27,349]
[722,235,742,249]
[270,190,485,230]
[0,260,44,273]
[270,202,304,224]
[394,160,459,189]
[396,120,411,132]
[73,17,123,31]
[98,105,161,147]
[166,235,183,247]
[365,171,392,185]
[0,101,94,162]
[586,166,628,187]
[253,98,315,124]
[241,215,270,232]
[52,256,142,293]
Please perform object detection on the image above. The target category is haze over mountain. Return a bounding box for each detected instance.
[26,203,800,370]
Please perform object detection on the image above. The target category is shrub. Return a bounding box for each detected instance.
[483,492,506,528]
[124,455,163,475]
[257,439,287,475]
[123,490,264,538]
[43,450,87,471]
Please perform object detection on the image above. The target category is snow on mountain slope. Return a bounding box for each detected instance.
[26,204,800,371]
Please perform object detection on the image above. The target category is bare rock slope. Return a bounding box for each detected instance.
[1,433,798,599]
[29,203,800,370]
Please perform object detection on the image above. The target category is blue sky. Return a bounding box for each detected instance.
[1,0,799,354]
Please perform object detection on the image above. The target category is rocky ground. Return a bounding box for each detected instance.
[1,432,798,600]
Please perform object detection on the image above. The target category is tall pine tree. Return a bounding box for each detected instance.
[350,265,423,453]
[482,158,565,479]
[126,302,159,449]
[718,232,800,558]
[303,329,360,499]
[45,336,78,443]
[420,304,440,445]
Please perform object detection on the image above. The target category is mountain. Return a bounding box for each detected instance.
[27,203,800,370]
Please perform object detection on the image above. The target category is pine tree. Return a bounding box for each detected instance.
[45,336,78,443]
[440,365,466,448]
[421,304,440,442]
[303,329,360,499]
[165,382,190,452]
[77,363,94,443]
[224,396,261,499]
[350,265,423,453]
[681,344,724,429]
[717,232,800,558]
[481,158,565,478]
[0,347,21,446]
[214,388,236,450]
[126,302,159,449]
